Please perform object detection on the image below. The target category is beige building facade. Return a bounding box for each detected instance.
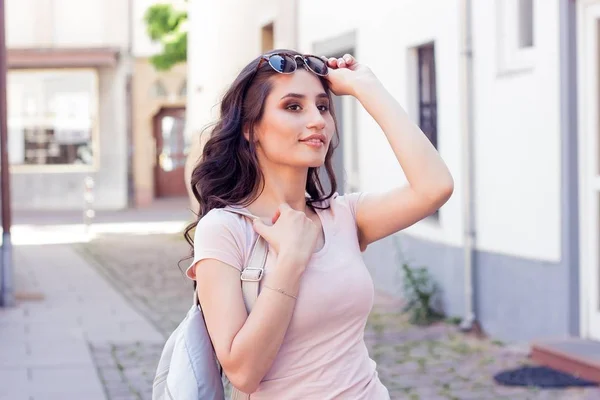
[5,0,187,210]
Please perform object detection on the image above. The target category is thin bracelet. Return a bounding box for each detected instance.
[262,284,298,300]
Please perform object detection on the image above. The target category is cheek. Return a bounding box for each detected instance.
[325,113,336,135]
[258,113,301,148]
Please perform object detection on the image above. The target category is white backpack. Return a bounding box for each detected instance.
[152,208,268,400]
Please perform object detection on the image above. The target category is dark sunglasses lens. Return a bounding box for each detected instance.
[304,56,328,75]
[268,54,296,73]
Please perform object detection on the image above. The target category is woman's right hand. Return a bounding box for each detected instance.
[252,203,319,269]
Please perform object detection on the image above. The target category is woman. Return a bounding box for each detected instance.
[185,49,453,399]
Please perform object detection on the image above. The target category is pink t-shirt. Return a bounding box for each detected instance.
[186,193,390,400]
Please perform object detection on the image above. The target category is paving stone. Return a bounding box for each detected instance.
[77,233,600,400]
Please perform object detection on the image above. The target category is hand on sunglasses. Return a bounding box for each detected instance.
[323,54,377,98]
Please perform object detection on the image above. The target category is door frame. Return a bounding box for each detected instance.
[152,106,187,198]
[577,0,600,339]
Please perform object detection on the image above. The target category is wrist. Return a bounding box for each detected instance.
[275,252,307,275]
[351,74,382,98]
[265,258,304,296]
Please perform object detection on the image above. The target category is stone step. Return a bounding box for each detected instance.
[531,338,600,383]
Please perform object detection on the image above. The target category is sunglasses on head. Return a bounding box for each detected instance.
[256,53,329,76]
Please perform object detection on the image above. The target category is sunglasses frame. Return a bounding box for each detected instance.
[256,53,329,77]
[242,53,329,102]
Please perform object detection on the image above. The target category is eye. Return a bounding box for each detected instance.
[317,104,330,112]
[286,104,302,111]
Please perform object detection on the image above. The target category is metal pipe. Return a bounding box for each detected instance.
[459,0,476,332]
[126,0,134,207]
[0,0,14,307]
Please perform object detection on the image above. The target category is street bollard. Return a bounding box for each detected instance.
[84,176,95,236]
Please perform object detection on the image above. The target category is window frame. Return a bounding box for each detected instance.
[497,0,536,74]
[417,42,438,150]
[7,68,100,173]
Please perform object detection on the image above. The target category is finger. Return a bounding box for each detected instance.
[343,54,355,65]
[252,218,273,242]
[337,57,346,68]
[278,203,292,213]
[271,209,281,224]
[327,57,338,68]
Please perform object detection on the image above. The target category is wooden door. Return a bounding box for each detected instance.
[153,107,187,198]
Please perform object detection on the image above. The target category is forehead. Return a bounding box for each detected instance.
[268,69,327,98]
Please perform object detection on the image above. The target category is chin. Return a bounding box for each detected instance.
[304,157,326,168]
[283,153,327,169]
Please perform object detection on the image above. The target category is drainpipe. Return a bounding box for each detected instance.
[459,0,477,332]
[0,0,14,308]
[126,0,135,207]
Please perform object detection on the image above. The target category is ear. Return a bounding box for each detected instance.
[243,123,251,142]
[244,125,259,143]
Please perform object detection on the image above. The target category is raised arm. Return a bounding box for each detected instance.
[325,55,454,249]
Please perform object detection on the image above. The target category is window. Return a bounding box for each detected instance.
[417,43,437,149]
[261,23,274,53]
[178,78,187,97]
[497,0,535,73]
[7,69,98,167]
[150,79,168,98]
[518,0,534,48]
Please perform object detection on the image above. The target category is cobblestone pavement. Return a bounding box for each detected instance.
[76,233,600,400]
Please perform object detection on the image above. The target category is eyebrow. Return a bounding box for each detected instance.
[280,93,329,100]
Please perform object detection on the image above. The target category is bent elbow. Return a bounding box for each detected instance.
[218,350,264,394]
[439,179,454,203]
[228,374,260,395]
[423,179,454,209]
[220,361,261,394]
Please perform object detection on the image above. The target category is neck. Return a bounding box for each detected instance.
[251,163,310,217]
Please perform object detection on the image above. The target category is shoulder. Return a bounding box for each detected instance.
[325,192,367,220]
[194,208,253,238]
[187,208,252,279]
[192,208,254,253]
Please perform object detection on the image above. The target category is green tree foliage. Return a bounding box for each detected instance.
[144,2,187,71]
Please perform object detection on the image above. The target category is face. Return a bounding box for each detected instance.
[252,69,335,169]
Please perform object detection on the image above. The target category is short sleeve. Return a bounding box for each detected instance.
[334,191,366,221]
[185,209,245,280]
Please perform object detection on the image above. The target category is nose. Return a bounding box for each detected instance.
[306,106,326,131]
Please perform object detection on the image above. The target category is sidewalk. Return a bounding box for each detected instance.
[0,243,163,400]
[12,198,194,226]
[9,198,194,247]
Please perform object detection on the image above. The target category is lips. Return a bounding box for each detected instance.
[299,133,326,144]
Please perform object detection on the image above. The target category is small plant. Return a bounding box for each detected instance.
[401,262,444,325]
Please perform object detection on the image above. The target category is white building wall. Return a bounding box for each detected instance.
[298,0,464,249]
[471,0,562,261]
[186,0,296,142]
[299,0,562,262]
[186,0,563,261]
[6,0,130,49]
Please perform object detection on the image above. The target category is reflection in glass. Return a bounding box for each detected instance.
[159,115,185,172]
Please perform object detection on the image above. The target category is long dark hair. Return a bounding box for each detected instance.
[183,49,339,255]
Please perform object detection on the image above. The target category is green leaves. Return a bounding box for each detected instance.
[401,262,443,325]
[143,3,188,71]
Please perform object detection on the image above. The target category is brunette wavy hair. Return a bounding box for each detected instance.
[183,49,340,256]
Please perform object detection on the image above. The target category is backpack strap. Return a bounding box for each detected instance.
[222,207,268,399]
[222,207,268,313]
[192,207,266,399]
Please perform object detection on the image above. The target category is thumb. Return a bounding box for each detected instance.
[252,218,273,242]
